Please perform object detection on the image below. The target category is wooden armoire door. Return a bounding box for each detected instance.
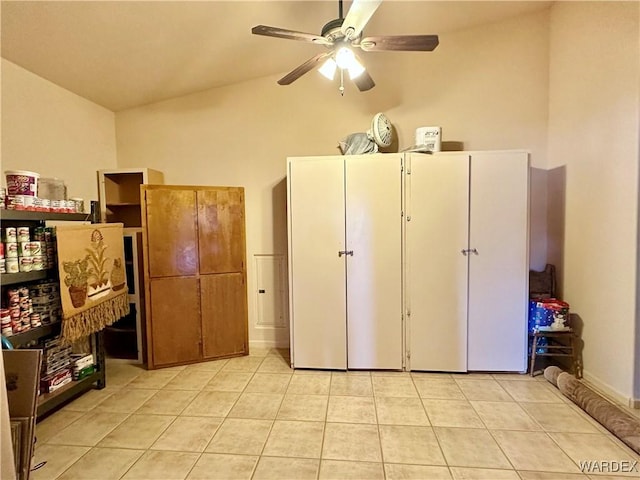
[198,189,245,274]
[148,277,201,366]
[144,188,198,277]
[142,185,248,369]
[143,187,201,368]
[201,273,247,358]
[198,188,248,358]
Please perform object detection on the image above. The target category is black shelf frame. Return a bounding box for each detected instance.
[5,322,61,348]
[1,270,56,286]
[1,210,90,222]
[2,204,106,419]
[36,331,106,419]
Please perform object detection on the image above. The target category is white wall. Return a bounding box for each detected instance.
[115,10,551,347]
[547,2,640,401]
[1,60,117,206]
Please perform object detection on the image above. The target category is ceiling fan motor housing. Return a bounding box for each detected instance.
[320,18,346,42]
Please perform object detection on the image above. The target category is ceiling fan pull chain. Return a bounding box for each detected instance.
[339,68,345,96]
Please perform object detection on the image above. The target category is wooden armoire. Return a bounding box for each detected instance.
[141,185,248,369]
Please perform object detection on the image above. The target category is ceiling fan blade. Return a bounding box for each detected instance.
[359,35,440,52]
[252,25,333,46]
[353,70,375,92]
[278,52,333,85]
[341,0,382,40]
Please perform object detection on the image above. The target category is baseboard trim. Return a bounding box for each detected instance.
[249,339,288,350]
[581,369,633,408]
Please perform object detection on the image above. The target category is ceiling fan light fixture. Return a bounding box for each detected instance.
[348,58,365,79]
[319,57,338,80]
[335,46,356,70]
[252,0,439,92]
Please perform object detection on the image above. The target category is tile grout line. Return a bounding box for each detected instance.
[247,353,288,480]
[410,373,454,477]
[369,376,386,480]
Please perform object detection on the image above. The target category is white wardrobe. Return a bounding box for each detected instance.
[406,151,529,373]
[288,150,529,372]
[287,154,403,370]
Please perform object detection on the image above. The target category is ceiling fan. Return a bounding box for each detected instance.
[251,0,439,94]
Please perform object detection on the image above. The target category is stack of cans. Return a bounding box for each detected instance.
[29,280,62,326]
[16,226,32,273]
[1,284,54,336]
[1,226,56,274]
[4,196,78,213]
[5,287,34,334]
[34,226,58,270]
[4,227,19,273]
[0,309,12,336]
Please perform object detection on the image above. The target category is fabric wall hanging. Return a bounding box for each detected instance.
[55,223,129,343]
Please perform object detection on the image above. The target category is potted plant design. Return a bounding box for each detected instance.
[110,258,126,291]
[86,229,110,297]
[63,256,91,308]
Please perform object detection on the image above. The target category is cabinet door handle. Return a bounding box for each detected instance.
[461,249,468,256]
[338,250,354,257]
[461,248,479,256]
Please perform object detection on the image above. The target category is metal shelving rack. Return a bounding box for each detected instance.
[1,206,107,418]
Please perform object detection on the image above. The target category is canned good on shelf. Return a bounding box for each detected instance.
[7,291,19,306]
[3,227,17,242]
[70,197,85,213]
[6,258,19,273]
[18,256,33,272]
[29,241,42,255]
[31,255,45,271]
[5,242,18,258]
[18,241,32,257]
[30,313,42,328]
[16,226,30,242]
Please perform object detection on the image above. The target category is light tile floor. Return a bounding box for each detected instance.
[32,349,640,480]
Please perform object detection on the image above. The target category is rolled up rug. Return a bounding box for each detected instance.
[544,367,640,455]
[543,365,563,386]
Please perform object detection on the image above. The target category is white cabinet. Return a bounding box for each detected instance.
[405,153,470,372]
[97,167,164,363]
[406,151,529,372]
[288,154,403,370]
[467,152,529,371]
[288,151,529,373]
[97,168,164,227]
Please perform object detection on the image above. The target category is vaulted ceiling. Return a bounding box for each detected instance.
[1,1,551,111]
